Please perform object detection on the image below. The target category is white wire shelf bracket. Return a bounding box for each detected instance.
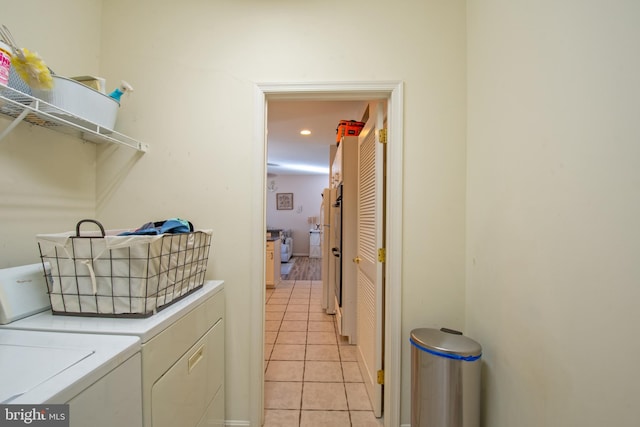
[0,84,148,152]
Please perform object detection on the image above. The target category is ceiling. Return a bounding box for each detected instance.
[267,100,368,176]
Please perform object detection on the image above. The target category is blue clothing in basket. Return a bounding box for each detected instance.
[119,218,192,236]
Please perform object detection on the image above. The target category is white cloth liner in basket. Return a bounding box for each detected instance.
[37,224,212,317]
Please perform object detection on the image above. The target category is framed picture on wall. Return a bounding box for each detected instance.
[276,193,294,210]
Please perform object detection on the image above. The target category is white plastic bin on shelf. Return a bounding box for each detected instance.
[32,75,119,130]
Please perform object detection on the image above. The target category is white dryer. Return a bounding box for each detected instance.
[0,264,225,427]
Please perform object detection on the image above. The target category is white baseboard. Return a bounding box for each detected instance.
[225,419,408,426]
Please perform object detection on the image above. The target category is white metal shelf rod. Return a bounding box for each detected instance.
[0,105,29,142]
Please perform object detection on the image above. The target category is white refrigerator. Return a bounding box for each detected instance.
[320,188,336,313]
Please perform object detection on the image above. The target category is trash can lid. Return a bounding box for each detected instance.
[410,328,482,359]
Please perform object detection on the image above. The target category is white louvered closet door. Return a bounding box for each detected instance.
[356,101,385,417]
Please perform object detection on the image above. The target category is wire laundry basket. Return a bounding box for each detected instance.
[37,219,212,317]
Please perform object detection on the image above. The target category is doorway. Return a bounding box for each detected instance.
[251,82,404,427]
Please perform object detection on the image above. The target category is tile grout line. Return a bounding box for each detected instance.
[266,269,370,425]
[299,279,307,426]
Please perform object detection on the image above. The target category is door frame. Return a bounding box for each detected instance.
[251,81,403,427]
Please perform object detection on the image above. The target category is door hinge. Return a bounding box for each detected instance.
[377,369,384,385]
[378,128,387,144]
[378,248,386,263]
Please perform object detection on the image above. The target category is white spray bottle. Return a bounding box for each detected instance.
[108,80,134,102]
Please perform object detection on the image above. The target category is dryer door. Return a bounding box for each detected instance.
[151,319,224,427]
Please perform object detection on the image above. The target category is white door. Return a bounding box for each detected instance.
[355,101,385,417]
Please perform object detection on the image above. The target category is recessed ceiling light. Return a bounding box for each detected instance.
[300,129,311,136]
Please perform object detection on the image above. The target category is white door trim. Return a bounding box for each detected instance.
[251,81,403,427]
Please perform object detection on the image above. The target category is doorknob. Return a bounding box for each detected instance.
[353,257,361,264]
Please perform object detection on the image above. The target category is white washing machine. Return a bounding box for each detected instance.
[0,329,142,427]
[0,264,225,427]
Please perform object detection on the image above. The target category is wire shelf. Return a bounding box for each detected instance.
[0,84,148,152]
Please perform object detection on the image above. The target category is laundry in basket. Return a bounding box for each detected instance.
[37,219,212,317]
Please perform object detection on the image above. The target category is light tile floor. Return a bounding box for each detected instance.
[264,279,384,427]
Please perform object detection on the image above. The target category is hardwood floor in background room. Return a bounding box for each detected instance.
[282,257,321,281]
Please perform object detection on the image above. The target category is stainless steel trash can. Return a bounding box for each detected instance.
[410,328,482,427]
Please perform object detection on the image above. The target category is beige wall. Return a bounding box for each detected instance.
[467,1,640,426]
[0,0,102,267]
[97,0,467,424]
[2,0,464,424]
[5,1,638,426]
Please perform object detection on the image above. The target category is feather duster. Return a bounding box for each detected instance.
[0,25,53,90]
[10,47,53,90]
